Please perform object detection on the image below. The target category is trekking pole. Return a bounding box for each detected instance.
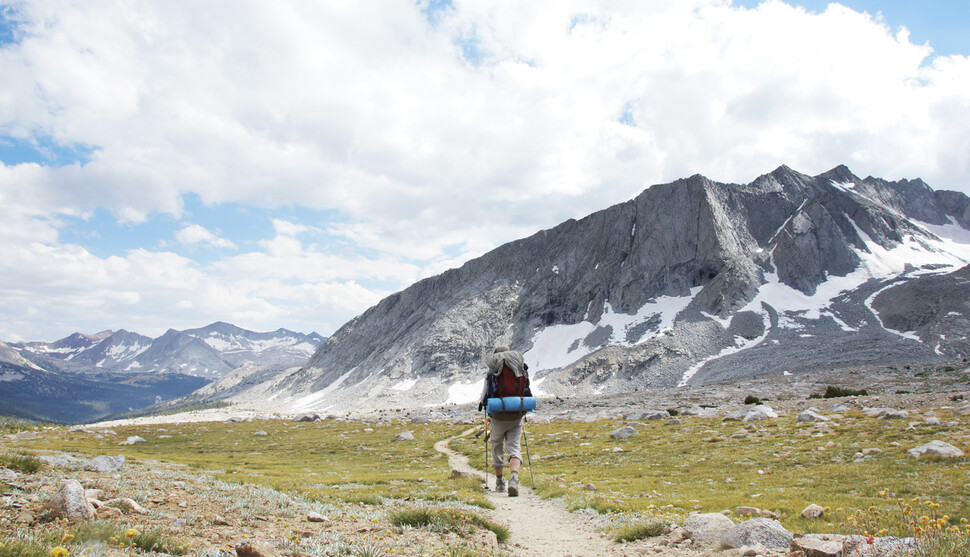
[522,419,536,489]
[483,414,490,490]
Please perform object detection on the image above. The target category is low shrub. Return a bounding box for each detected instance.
[743,395,761,405]
[810,386,869,399]
[388,508,509,543]
[612,519,670,542]
[0,454,43,474]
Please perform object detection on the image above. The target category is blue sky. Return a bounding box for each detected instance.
[1,0,969,342]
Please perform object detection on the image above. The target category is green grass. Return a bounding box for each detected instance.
[451,410,970,538]
[0,453,42,473]
[611,519,670,542]
[388,507,510,543]
[0,521,187,557]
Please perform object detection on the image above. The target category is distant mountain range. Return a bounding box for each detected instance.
[0,322,324,423]
[201,165,970,415]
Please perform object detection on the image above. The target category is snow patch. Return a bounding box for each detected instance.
[524,288,700,371]
[289,368,355,412]
[678,311,770,386]
[391,378,417,391]
[446,380,481,405]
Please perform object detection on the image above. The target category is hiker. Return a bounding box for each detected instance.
[478,345,532,497]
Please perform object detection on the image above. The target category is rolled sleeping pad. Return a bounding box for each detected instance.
[486,396,537,414]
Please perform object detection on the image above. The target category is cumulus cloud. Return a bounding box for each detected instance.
[175,224,237,250]
[0,0,968,340]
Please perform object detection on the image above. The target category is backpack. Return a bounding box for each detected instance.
[485,363,532,418]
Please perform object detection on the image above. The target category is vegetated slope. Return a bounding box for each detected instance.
[0,360,207,424]
[221,165,970,414]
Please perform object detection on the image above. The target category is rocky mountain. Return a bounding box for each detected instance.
[11,322,325,379]
[213,165,970,416]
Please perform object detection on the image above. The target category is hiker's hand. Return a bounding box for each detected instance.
[478,401,484,412]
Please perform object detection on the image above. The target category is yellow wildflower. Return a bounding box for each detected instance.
[126,529,140,538]
[50,547,69,557]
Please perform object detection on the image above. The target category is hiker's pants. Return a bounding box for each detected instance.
[489,417,522,468]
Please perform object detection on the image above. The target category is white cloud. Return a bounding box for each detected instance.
[0,0,969,340]
[175,224,237,250]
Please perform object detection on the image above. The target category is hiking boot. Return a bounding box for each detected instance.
[508,475,519,497]
[494,477,506,492]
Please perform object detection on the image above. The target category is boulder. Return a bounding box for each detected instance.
[396,431,415,441]
[0,468,16,482]
[44,480,95,521]
[801,503,825,519]
[610,426,638,440]
[736,506,760,517]
[119,436,146,445]
[294,414,318,422]
[628,410,670,421]
[743,405,778,422]
[722,518,793,550]
[307,512,330,523]
[84,455,125,473]
[253,430,268,436]
[38,453,83,468]
[798,410,830,423]
[791,534,845,557]
[843,534,919,556]
[683,512,735,545]
[953,403,970,416]
[682,405,718,418]
[907,440,964,458]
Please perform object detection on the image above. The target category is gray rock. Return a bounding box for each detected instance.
[103,497,149,515]
[610,426,638,440]
[798,410,830,422]
[253,430,268,436]
[722,518,793,550]
[120,435,146,445]
[44,479,95,521]
[925,417,941,425]
[307,512,330,523]
[683,512,735,545]
[294,413,319,422]
[0,468,16,482]
[735,506,760,517]
[83,455,125,473]
[38,453,83,467]
[628,410,670,421]
[396,431,415,441]
[843,534,919,556]
[743,405,778,422]
[792,534,845,557]
[907,440,964,458]
[830,404,851,412]
[801,503,825,519]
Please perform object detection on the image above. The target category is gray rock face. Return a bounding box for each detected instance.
[722,517,793,550]
[798,410,830,423]
[44,479,95,521]
[609,426,637,440]
[214,165,970,413]
[683,512,735,545]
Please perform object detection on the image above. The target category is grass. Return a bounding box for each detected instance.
[611,518,670,542]
[0,521,187,557]
[388,507,510,543]
[450,409,970,538]
[0,453,43,473]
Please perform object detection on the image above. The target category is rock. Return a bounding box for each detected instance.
[307,512,329,523]
[211,514,230,526]
[84,488,103,501]
[791,535,845,557]
[253,430,268,436]
[736,506,760,517]
[224,416,247,423]
[801,504,825,519]
[683,512,735,545]
[953,403,970,416]
[396,431,415,441]
[120,436,146,445]
[907,440,964,458]
[843,534,919,556]
[682,405,718,417]
[610,426,638,440]
[743,405,778,422]
[865,408,909,419]
[84,455,126,473]
[44,480,96,521]
[830,404,851,412]
[294,414,319,422]
[235,541,280,557]
[38,453,83,468]
[722,518,793,550]
[925,417,941,425]
[450,469,466,479]
[628,410,670,421]
[759,509,778,519]
[96,506,124,519]
[667,418,682,425]
[104,497,149,515]
[798,410,830,423]
[583,483,597,491]
[0,468,16,482]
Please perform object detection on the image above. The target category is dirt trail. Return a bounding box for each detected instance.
[435,428,670,557]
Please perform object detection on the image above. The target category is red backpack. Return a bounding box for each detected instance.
[495,363,528,398]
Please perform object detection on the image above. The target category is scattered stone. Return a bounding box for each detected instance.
[253,430,268,436]
[736,506,760,517]
[450,469,465,479]
[791,535,845,557]
[235,541,280,557]
[120,436,146,445]
[628,410,670,421]
[907,440,964,458]
[396,431,415,441]
[38,453,83,467]
[722,518,793,550]
[104,497,149,515]
[759,509,778,519]
[294,414,318,422]
[224,416,247,423]
[801,504,825,519]
[44,479,96,521]
[953,403,970,416]
[583,483,597,491]
[925,417,941,425]
[307,512,330,523]
[667,418,682,425]
[683,512,735,545]
[96,506,124,519]
[84,455,125,473]
[798,410,830,423]
[211,514,230,526]
[610,426,638,440]
[0,468,16,482]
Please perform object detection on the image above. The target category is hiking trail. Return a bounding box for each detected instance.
[435,427,707,556]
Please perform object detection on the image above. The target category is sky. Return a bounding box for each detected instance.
[1,0,969,342]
